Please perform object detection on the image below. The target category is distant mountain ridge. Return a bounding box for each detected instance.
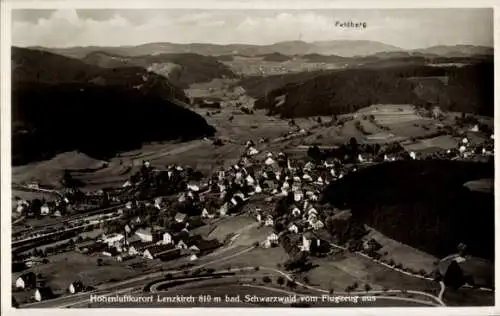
[29,41,492,59]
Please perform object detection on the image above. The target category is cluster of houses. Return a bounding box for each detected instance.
[13,197,68,218]
[75,219,221,263]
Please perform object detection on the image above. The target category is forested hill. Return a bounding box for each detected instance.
[12,47,190,103]
[12,47,216,165]
[12,82,216,165]
[254,61,493,118]
[322,160,494,260]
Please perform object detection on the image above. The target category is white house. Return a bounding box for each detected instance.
[187,184,200,192]
[265,157,276,165]
[176,240,188,250]
[15,277,25,289]
[311,220,324,231]
[256,214,262,223]
[189,254,198,261]
[304,162,314,171]
[34,287,54,302]
[68,281,85,294]
[175,212,187,223]
[247,147,259,156]
[282,182,290,191]
[267,233,279,243]
[302,174,313,182]
[300,235,311,252]
[264,216,274,227]
[294,191,304,202]
[254,185,263,194]
[162,232,173,245]
[178,193,186,203]
[154,197,162,209]
[103,233,125,246]
[219,203,229,216]
[330,168,336,177]
[289,224,299,234]
[16,204,26,214]
[40,205,50,216]
[308,208,318,216]
[246,175,256,186]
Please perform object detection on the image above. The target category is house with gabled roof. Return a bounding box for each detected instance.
[34,287,54,302]
[311,219,324,231]
[264,215,274,227]
[174,212,187,223]
[128,241,154,256]
[289,223,299,234]
[68,281,85,294]
[143,244,177,260]
[194,239,221,255]
[15,272,36,289]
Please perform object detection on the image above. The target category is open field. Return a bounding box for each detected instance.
[364,227,438,273]
[212,247,289,270]
[206,215,258,242]
[222,56,343,76]
[306,251,440,294]
[12,151,107,187]
[12,190,58,202]
[13,251,136,295]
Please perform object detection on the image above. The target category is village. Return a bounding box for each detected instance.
[11,122,494,305]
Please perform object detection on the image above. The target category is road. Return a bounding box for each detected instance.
[19,245,256,308]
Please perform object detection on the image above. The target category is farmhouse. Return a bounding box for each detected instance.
[289,223,299,234]
[40,205,50,216]
[143,244,176,260]
[102,233,125,246]
[194,239,221,255]
[160,232,173,245]
[68,281,85,294]
[128,242,154,256]
[311,219,325,231]
[116,253,135,262]
[189,254,198,261]
[264,216,274,227]
[34,287,55,302]
[15,272,36,289]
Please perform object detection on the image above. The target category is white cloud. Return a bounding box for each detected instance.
[11,9,492,48]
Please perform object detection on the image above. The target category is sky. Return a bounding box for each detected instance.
[11,8,493,49]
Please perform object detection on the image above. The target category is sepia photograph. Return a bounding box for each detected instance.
[2,3,496,311]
